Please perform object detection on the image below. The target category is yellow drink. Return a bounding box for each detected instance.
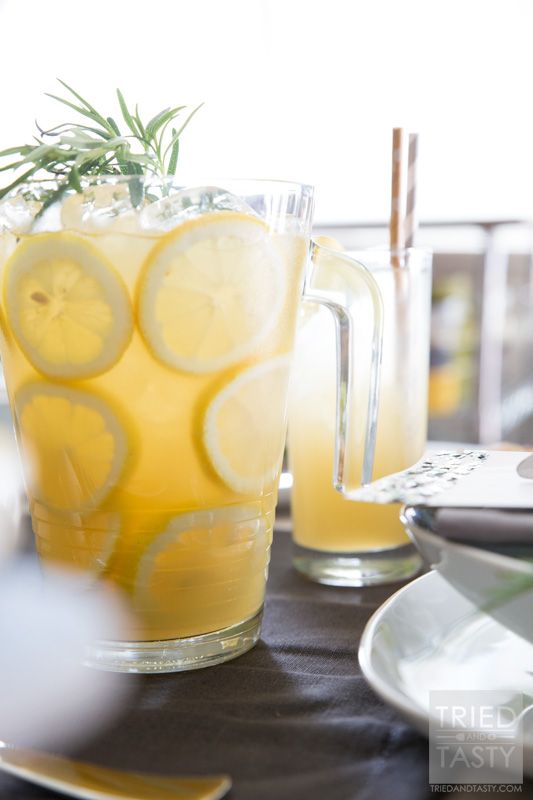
[289,398,424,552]
[0,181,309,666]
[288,249,432,585]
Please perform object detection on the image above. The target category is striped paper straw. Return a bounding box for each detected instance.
[389,127,405,265]
[405,132,419,249]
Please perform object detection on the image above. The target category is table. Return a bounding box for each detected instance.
[2,525,532,800]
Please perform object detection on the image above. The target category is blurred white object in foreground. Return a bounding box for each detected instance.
[0,559,133,749]
[0,424,26,563]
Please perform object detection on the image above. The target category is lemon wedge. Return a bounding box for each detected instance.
[4,232,133,379]
[137,211,284,374]
[15,382,130,512]
[203,355,291,493]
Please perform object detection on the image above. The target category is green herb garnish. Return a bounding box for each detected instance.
[0,80,202,209]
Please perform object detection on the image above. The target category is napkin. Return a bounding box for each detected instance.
[425,506,533,545]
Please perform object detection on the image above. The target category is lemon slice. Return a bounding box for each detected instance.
[137,211,284,373]
[135,504,266,598]
[203,355,291,493]
[133,505,269,636]
[15,382,130,512]
[314,234,344,252]
[4,232,133,379]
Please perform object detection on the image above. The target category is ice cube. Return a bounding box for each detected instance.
[60,182,143,234]
[30,201,63,233]
[140,185,256,232]
[0,196,41,234]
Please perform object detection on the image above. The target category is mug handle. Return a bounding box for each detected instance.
[301,240,383,490]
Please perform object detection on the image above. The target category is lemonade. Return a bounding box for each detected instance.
[0,180,309,666]
[289,396,426,552]
[288,248,432,585]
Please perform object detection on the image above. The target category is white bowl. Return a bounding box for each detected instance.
[402,505,533,645]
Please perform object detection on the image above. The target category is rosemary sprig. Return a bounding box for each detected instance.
[0,80,202,209]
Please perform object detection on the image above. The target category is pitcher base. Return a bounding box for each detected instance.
[84,609,263,673]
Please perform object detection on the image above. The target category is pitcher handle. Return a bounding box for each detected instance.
[302,241,383,490]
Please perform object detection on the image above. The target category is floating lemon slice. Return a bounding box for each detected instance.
[203,355,291,493]
[137,211,284,374]
[314,234,344,252]
[135,505,266,595]
[15,382,130,512]
[4,232,133,379]
[134,505,268,635]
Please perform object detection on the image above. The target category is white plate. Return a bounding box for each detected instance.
[359,570,533,776]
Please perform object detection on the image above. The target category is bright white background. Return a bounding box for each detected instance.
[0,0,532,224]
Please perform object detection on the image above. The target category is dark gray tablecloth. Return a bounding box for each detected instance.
[2,525,531,800]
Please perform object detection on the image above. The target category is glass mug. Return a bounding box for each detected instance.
[289,247,432,586]
[0,178,382,673]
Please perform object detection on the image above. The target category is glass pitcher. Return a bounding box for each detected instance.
[0,178,382,672]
